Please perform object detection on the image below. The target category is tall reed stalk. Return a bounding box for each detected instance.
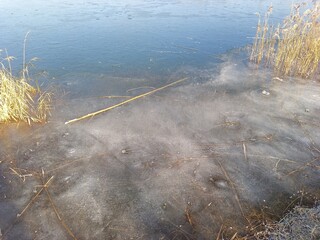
[0,50,52,124]
[250,2,320,79]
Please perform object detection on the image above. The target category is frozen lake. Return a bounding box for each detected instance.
[0,1,319,240]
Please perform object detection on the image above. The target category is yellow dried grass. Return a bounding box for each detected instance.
[250,2,320,78]
[0,51,51,124]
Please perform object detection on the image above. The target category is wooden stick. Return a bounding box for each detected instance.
[65,77,188,124]
[45,188,78,240]
[217,161,251,226]
[16,176,54,217]
[216,224,224,240]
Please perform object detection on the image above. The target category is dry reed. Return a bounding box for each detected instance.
[250,2,320,78]
[0,50,51,124]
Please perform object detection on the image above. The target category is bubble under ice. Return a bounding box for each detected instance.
[0,59,319,239]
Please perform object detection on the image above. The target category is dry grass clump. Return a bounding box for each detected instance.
[255,205,320,240]
[0,51,51,124]
[250,2,320,78]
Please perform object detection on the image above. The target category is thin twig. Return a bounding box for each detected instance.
[45,188,78,240]
[218,161,251,226]
[22,31,30,80]
[0,180,46,239]
[242,142,248,162]
[4,48,12,74]
[9,167,33,182]
[286,157,319,176]
[230,232,238,240]
[17,176,54,218]
[185,206,194,228]
[216,224,223,240]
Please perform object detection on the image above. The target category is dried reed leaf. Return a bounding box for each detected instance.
[251,2,320,78]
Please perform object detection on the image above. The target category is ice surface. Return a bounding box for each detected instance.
[0,57,319,239]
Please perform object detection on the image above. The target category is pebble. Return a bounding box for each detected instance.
[68,148,76,154]
[214,179,229,189]
[63,132,70,137]
[121,149,128,154]
[272,77,284,82]
[262,90,270,96]
[209,177,229,189]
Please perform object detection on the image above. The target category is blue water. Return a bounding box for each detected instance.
[0,0,297,78]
